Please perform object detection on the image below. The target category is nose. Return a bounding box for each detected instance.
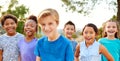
[44,25,49,31]
[25,25,31,29]
[87,33,91,37]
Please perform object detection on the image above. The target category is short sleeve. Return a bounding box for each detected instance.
[17,39,21,52]
[65,42,74,61]
[98,38,102,44]
[0,37,3,50]
[34,41,40,57]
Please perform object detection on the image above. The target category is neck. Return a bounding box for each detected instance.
[7,32,17,36]
[25,35,34,42]
[85,40,95,47]
[67,37,73,41]
[107,35,115,40]
[48,32,60,41]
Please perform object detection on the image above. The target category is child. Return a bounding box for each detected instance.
[0,14,24,61]
[63,21,77,54]
[98,20,120,61]
[34,8,74,61]
[18,15,38,61]
[75,23,114,61]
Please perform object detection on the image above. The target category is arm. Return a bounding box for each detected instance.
[100,45,114,61]
[74,44,80,61]
[0,50,3,61]
[36,56,41,61]
[18,54,21,61]
[66,43,74,61]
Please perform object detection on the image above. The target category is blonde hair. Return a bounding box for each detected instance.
[38,8,59,24]
[102,20,120,38]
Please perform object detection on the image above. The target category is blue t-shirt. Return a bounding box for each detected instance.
[18,38,37,61]
[71,40,77,54]
[98,38,120,61]
[34,35,74,61]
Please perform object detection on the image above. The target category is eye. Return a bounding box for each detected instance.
[112,26,116,28]
[41,24,45,26]
[66,28,69,30]
[71,28,74,31]
[107,26,110,28]
[84,31,88,34]
[11,22,14,25]
[4,23,9,26]
[90,32,93,34]
[48,22,53,25]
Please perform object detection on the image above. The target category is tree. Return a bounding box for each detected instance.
[61,0,119,22]
[0,0,29,34]
[1,0,29,19]
[61,0,120,38]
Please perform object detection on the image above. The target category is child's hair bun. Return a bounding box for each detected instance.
[28,15,37,24]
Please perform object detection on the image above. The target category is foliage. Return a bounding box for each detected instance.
[110,15,117,20]
[96,27,102,40]
[0,0,29,34]
[16,20,25,34]
[72,33,78,38]
[61,0,117,15]
[35,26,42,38]
[61,0,120,39]
[1,0,29,19]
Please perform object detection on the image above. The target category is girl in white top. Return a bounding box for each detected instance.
[74,23,114,61]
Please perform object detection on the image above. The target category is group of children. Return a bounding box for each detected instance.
[0,8,120,61]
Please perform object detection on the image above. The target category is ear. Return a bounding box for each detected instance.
[95,33,98,36]
[2,25,5,30]
[63,28,65,32]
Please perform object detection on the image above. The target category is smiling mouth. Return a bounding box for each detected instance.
[108,31,115,33]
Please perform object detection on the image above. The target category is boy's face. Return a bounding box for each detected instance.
[83,27,96,44]
[64,24,75,39]
[24,20,37,37]
[39,16,58,37]
[3,18,17,36]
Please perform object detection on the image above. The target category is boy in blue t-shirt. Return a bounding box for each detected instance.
[63,21,77,54]
[34,8,74,61]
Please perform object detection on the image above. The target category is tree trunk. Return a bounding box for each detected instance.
[117,0,120,38]
[117,0,120,23]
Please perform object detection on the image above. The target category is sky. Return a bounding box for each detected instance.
[0,0,116,30]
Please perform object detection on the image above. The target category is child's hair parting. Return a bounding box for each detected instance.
[64,20,76,31]
[0,14,18,26]
[38,8,59,24]
[27,15,38,32]
[28,15,38,24]
[102,20,120,38]
[82,23,98,35]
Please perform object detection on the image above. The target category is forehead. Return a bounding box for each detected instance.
[65,24,75,28]
[106,22,117,26]
[25,20,36,24]
[84,27,94,32]
[40,16,56,24]
[4,18,15,23]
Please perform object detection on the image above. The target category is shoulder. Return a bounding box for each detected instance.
[98,38,106,41]
[73,40,77,44]
[0,33,7,40]
[59,35,71,44]
[80,41,85,45]
[18,37,25,43]
[37,36,47,43]
[99,44,105,53]
[115,38,120,44]
[98,38,107,43]
[16,32,24,37]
